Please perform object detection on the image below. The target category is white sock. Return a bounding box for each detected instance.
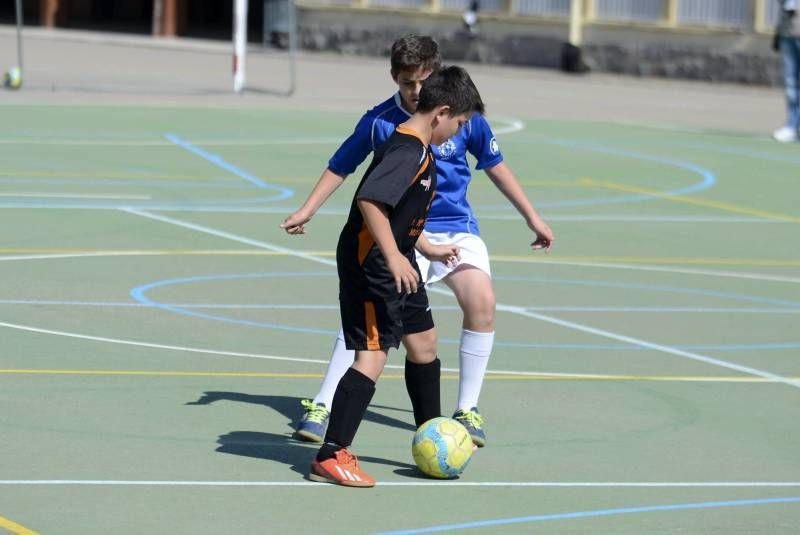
[313,329,355,408]
[457,329,494,411]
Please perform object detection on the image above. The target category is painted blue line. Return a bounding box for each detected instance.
[126,272,800,350]
[4,300,799,315]
[0,195,294,209]
[0,177,254,189]
[494,275,800,309]
[542,139,716,208]
[163,133,294,199]
[130,272,334,336]
[379,496,800,534]
[479,138,717,210]
[664,140,800,166]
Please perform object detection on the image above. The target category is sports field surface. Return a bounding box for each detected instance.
[1,27,799,534]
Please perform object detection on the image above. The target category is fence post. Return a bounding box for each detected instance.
[569,0,584,46]
[665,0,679,27]
[585,0,596,21]
[753,0,768,33]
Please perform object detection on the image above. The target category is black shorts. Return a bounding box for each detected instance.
[339,283,434,351]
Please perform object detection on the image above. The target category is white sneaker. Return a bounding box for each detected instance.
[772,126,798,143]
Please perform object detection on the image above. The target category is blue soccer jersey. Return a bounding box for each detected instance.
[328,93,504,235]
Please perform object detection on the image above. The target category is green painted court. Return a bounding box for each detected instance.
[1,31,799,535]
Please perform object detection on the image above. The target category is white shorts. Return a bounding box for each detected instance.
[415,231,492,285]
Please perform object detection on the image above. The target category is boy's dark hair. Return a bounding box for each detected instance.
[416,65,486,116]
[390,35,441,75]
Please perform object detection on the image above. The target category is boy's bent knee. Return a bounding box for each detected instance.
[403,328,438,364]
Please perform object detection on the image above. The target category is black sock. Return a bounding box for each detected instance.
[316,441,344,462]
[405,358,441,427]
[317,367,376,461]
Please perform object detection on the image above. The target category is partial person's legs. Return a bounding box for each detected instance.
[402,327,441,427]
[296,329,355,442]
[315,330,357,407]
[444,265,495,447]
[786,38,800,131]
[775,36,800,141]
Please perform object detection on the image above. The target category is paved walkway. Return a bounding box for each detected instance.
[0,25,785,135]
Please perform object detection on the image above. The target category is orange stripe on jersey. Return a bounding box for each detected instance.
[409,154,431,186]
[396,125,428,147]
[396,125,433,187]
[364,301,381,350]
[357,223,374,265]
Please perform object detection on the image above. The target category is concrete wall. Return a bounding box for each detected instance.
[295,6,784,86]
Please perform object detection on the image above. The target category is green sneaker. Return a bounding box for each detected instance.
[296,399,330,443]
[453,407,486,448]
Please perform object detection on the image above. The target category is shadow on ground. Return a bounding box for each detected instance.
[189,391,419,478]
[187,391,415,434]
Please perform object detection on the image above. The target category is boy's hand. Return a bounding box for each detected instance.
[280,210,311,235]
[423,244,461,269]
[386,253,420,294]
[528,219,554,253]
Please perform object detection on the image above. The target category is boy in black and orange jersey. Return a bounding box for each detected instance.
[309,66,485,487]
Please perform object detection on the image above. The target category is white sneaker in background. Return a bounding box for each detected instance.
[772,126,799,143]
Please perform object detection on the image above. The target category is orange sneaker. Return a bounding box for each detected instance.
[309,448,375,487]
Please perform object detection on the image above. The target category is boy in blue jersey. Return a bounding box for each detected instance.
[281,35,554,447]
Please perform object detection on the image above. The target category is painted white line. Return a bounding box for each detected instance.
[0,192,150,200]
[492,117,525,135]
[496,304,800,388]
[0,480,798,488]
[0,319,330,366]
[527,259,800,285]
[0,137,341,147]
[0,199,794,224]
[3,300,798,314]
[0,319,628,378]
[534,215,778,223]
[119,209,800,390]
[3,249,800,286]
[122,208,336,267]
[0,120,521,148]
[0,252,161,262]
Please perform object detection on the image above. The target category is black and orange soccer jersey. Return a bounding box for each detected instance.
[336,125,437,351]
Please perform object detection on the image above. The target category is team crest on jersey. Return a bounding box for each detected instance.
[490,137,499,155]
[437,139,457,160]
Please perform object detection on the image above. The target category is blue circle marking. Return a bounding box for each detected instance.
[128,272,800,351]
[378,496,800,534]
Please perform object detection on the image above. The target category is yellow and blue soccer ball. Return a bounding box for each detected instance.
[4,67,22,90]
[412,416,473,479]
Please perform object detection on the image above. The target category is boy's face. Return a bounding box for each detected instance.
[431,109,470,146]
[392,67,433,114]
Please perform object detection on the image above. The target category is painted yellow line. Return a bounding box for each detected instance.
[0,249,336,257]
[582,178,800,224]
[0,170,302,183]
[0,515,39,535]
[0,170,202,181]
[1,249,797,267]
[0,369,324,378]
[472,179,587,188]
[0,369,796,383]
[491,255,800,266]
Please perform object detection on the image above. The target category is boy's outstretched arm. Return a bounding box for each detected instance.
[484,161,554,252]
[280,168,346,234]
[358,199,420,294]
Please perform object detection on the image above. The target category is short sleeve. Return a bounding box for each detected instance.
[357,143,425,209]
[466,114,504,170]
[327,114,375,177]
